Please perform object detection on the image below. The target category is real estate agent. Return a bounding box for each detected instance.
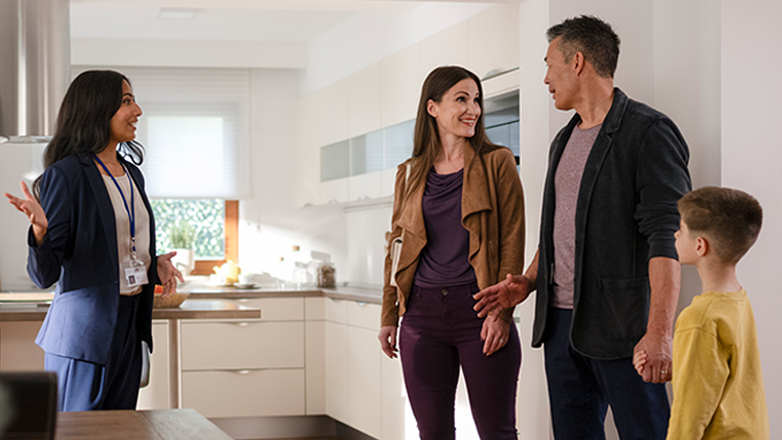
[4,70,183,411]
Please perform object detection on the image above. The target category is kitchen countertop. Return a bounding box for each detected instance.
[0,298,260,322]
[0,284,382,322]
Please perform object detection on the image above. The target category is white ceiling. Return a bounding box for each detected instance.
[69,0,475,43]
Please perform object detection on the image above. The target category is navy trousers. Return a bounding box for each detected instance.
[399,282,521,440]
[544,307,669,440]
[45,294,143,411]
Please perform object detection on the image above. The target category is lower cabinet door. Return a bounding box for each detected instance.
[182,369,305,418]
[137,321,169,410]
[348,326,382,439]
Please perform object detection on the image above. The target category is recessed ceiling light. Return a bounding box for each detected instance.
[155,7,201,20]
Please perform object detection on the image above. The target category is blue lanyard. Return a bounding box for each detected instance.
[94,155,137,255]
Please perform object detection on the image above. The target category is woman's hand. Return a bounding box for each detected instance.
[3,181,48,245]
[481,313,510,356]
[157,251,185,297]
[378,325,399,359]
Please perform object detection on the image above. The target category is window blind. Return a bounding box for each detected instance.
[73,66,251,199]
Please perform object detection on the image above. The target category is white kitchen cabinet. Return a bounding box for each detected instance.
[318,79,349,147]
[467,4,519,80]
[305,297,326,415]
[305,319,326,414]
[296,94,322,207]
[381,168,397,198]
[0,321,44,371]
[347,301,380,331]
[182,369,305,418]
[348,63,382,138]
[348,172,383,202]
[325,320,349,422]
[179,297,306,418]
[320,178,349,205]
[348,326,382,438]
[181,320,304,370]
[381,44,423,128]
[137,321,169,410]
[381,353,409,440]
[420,21,470,78]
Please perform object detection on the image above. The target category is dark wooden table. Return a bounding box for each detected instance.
[55,409,232,439]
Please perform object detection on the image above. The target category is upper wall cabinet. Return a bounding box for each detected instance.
[381,44,422,128]
[319,79,349,147]
[420,21,470,78]
[468,4,520,80]
[348,63,382,138]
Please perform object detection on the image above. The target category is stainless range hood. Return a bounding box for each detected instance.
[0,0,70,144]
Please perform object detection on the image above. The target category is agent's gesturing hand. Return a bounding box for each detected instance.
[4,181,48,245]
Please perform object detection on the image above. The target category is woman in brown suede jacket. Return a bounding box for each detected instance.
[377,66,525,440]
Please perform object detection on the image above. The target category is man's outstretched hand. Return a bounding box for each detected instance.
[473,273,534,317]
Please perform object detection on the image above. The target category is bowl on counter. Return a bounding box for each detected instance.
[153,291,190,308]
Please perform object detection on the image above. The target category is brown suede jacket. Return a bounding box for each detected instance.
[381,143,525,328]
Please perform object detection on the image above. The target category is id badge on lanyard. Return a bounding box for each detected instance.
[95,155,148,289]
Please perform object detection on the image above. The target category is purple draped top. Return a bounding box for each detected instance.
[413,168,477,288]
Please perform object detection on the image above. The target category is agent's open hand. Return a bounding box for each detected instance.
[4,181,48,244]
[473,273,534,318]
[157,251,185,297]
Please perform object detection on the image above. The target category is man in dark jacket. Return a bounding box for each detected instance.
[474,15,691,439]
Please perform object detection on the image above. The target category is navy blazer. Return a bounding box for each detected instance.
[532,88,691,360]
[28,152,157,365]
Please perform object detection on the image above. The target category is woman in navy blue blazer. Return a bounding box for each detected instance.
[3,70,183,411]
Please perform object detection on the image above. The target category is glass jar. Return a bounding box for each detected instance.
[317,262,336,287]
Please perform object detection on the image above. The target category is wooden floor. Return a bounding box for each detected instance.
[250,438,340,440]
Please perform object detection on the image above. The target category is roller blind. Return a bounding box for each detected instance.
[74,66,251,199]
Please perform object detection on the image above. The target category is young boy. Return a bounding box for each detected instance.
[634,186,769,439]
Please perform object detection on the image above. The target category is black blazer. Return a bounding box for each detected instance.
[28,153,157,365]
[532,88,691,359]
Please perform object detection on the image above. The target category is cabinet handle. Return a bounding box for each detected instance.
[233,322,251,327]
[356,302,368,307]
[234,370,251,375]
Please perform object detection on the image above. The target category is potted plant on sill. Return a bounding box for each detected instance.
[170,219,196,276]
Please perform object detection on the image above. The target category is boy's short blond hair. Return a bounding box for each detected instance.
[678,186,763,264]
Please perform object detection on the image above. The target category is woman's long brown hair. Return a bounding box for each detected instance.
[406,66,499,200]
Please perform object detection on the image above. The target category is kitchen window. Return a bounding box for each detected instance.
[72,66,251,271]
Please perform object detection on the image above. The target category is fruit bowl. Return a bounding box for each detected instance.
[152,286,190,308]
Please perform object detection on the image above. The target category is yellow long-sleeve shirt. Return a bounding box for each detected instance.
[667,289,768,440]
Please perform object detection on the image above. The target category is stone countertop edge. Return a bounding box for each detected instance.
[0,286,383,321]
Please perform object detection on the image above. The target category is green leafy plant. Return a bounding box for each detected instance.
[169,219,197,249]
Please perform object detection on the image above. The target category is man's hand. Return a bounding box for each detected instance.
[378,326,398,359]
[634,332,672,383]
[473,273,534,318]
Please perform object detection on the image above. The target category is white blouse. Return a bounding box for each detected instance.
[102,173,151,295]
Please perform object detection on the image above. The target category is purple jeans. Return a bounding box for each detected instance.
[399,282,521,440]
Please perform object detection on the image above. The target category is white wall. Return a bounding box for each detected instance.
[721,1,782,437]
[238,69,347,282]
[301,2,492,94]
[0,144,46,291]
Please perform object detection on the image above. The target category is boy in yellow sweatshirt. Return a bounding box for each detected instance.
[634,186,769,439]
